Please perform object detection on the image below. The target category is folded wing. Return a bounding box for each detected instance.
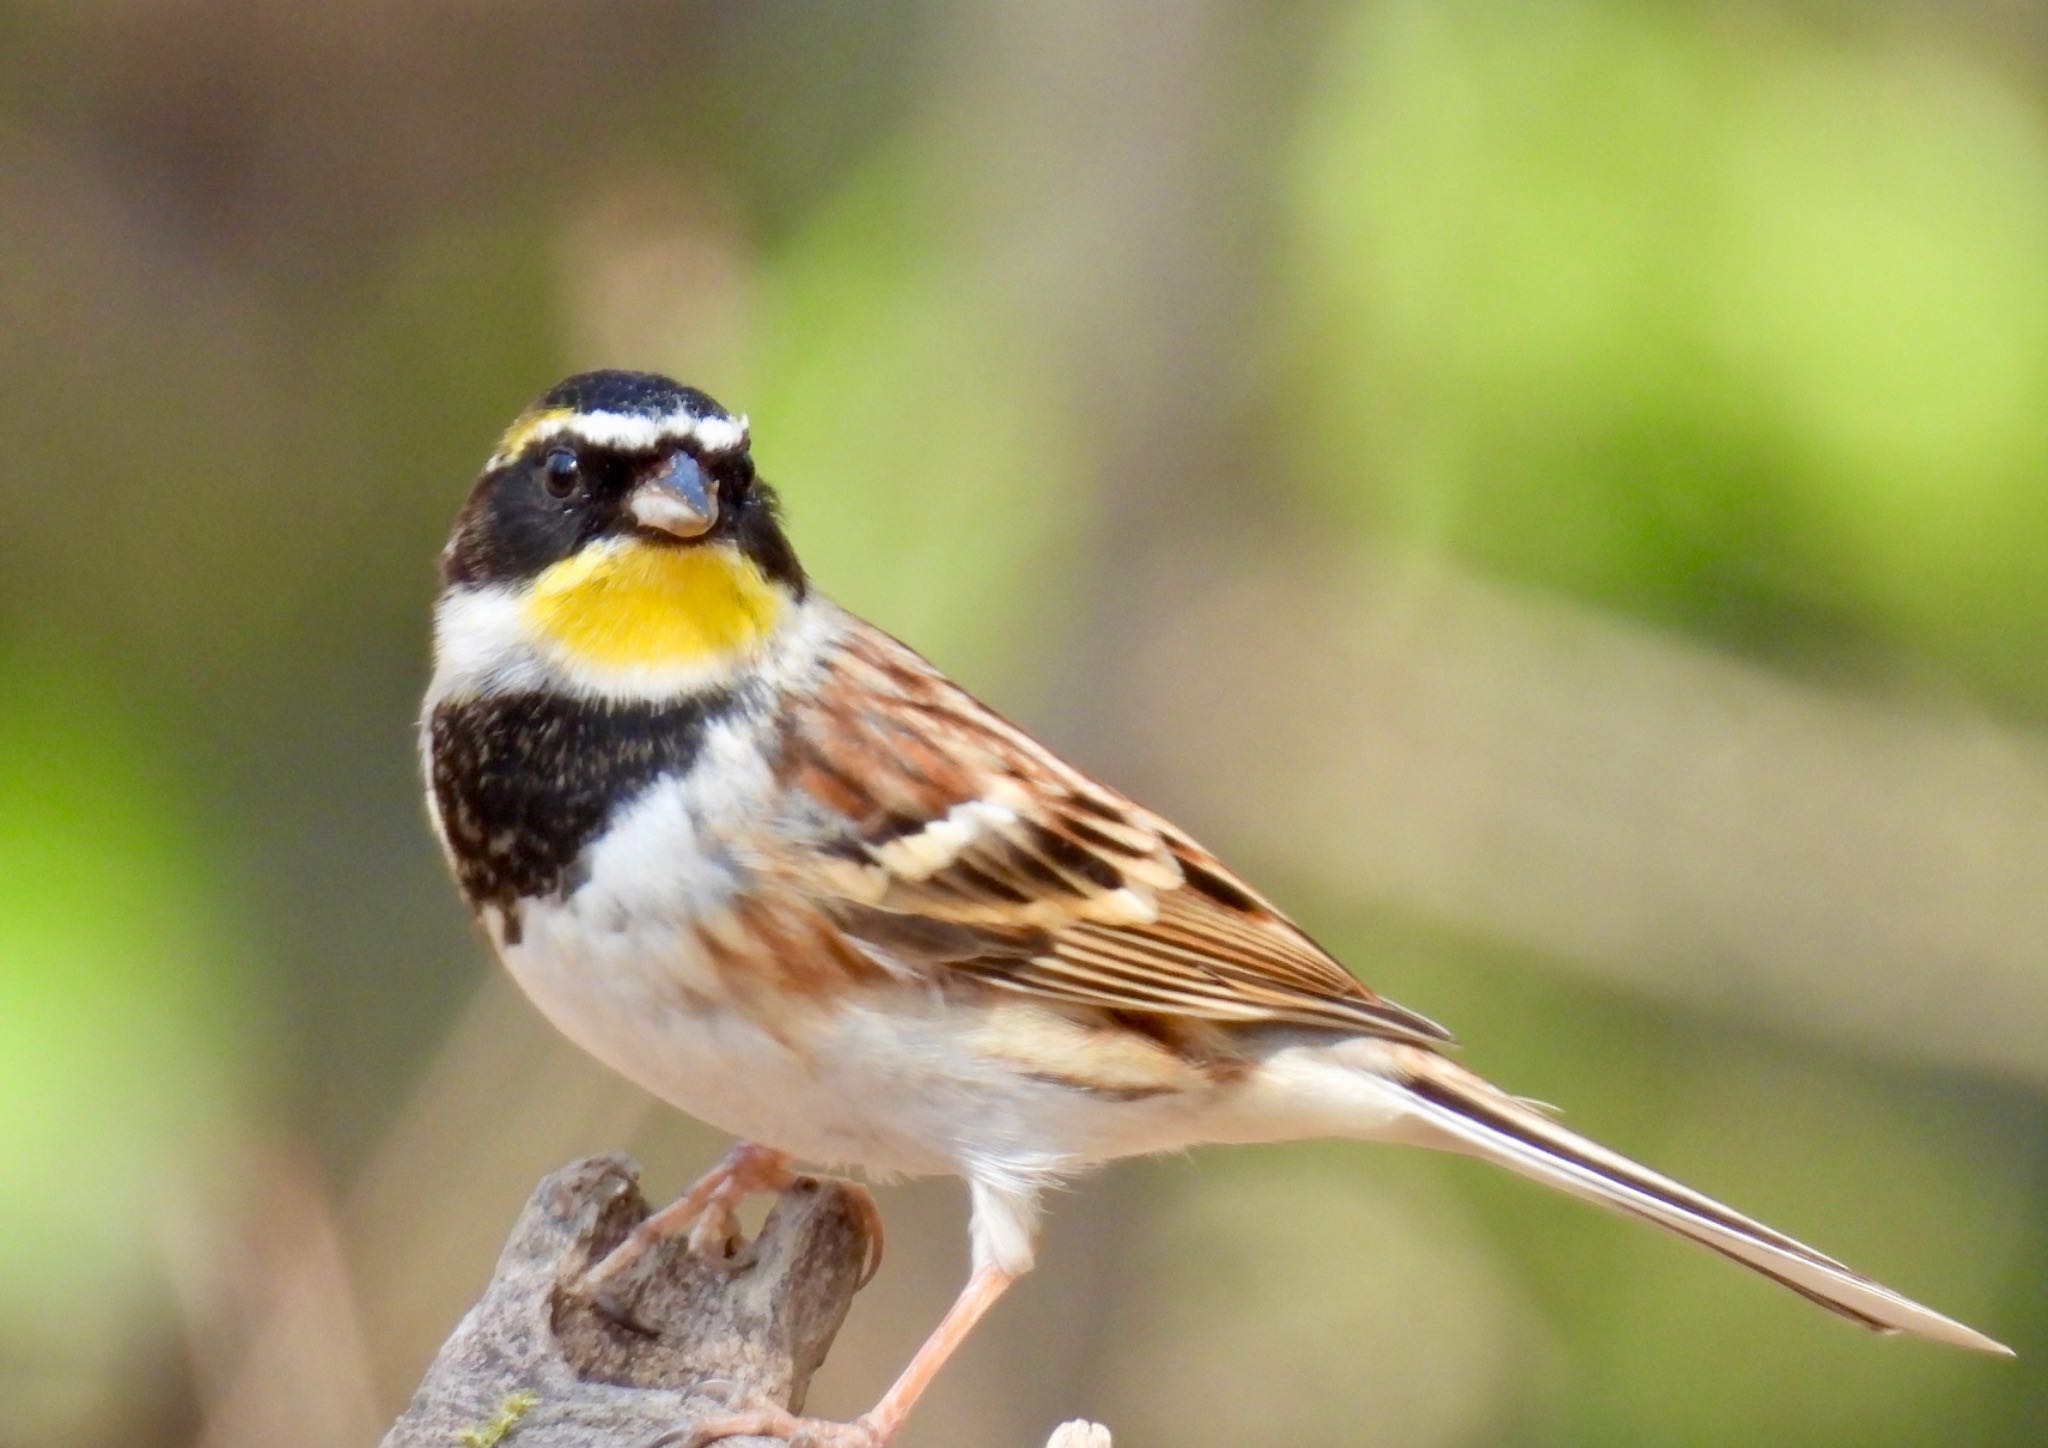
[778,616,1448,1045]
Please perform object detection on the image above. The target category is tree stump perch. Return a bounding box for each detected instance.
[381,1156,1110,1448]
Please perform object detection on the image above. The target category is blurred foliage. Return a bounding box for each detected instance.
[737,144,1089,687]
[0,2,2042,1446]
[1288,0,2048,707]
[0,644,263,1440]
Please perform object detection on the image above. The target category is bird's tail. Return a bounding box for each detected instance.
[1384,1048,2010,1355]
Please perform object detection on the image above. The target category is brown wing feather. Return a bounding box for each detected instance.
[779,615,1450,1047]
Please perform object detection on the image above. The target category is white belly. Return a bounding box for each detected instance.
[501,910,915,1168]
[487,766,1358,1190]
[501,901,1230,1179]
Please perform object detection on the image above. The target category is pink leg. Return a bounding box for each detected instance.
[581,1142,792,1305]
[678,1154,885,1286]
[677,1263,1019,1447]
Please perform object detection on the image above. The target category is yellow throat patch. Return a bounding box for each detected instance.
[523,541,785,672]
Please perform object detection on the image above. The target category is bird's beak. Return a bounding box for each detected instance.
[627,452,715,539]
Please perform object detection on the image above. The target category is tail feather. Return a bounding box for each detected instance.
[1391,1053,2011,1356]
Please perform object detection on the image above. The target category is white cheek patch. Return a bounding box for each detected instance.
[426,584,553,703]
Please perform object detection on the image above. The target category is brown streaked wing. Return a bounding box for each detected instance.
[779,614,1452,1047]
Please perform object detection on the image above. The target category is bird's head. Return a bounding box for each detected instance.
[433,370,806,701]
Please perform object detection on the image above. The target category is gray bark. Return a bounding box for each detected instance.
[379,1155,1110,1448]
[379,1155,870,1448]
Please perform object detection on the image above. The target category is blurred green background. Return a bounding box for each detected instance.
[3,2,2045,1445]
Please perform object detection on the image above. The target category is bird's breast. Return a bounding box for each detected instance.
[424,686,748,931]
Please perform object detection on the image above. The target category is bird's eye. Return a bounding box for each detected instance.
[541,449,581,499]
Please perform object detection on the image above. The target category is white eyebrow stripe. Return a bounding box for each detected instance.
[490,408,750,467]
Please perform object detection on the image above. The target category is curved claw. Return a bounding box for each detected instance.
[837,1180,886,1288]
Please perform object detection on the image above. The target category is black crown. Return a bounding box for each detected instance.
[539,370,733,423]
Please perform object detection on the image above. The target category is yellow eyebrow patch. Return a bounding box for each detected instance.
[524,541,786,672]
[494,406,574,462]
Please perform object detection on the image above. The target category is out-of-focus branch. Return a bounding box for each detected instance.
[380,1156,1110,1448]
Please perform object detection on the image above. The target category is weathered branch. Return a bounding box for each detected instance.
[379,1155,866,1448]
[381,1156,1110,1448]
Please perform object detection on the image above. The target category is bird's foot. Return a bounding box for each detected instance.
[683,1147,798,1257]
[679,1164,883,1287]
[575,1142,794,1327]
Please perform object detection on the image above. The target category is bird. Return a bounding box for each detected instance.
[421,369,2010,1445]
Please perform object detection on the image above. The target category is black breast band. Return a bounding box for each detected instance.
[428,688,736,920]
